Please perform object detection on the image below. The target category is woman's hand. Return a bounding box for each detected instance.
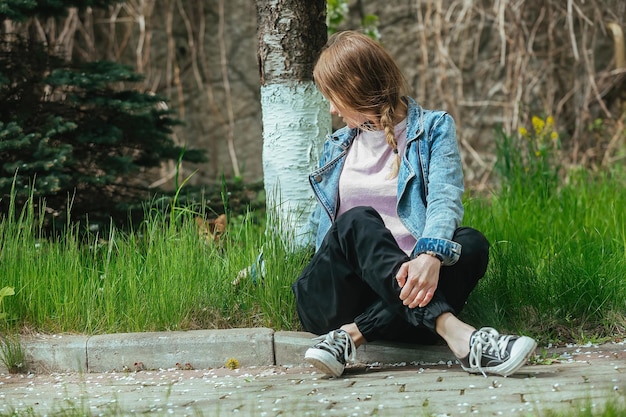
[395,254,441,308]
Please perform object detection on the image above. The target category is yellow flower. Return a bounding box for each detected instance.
[550,131,559,141]
[518,127,529,137]
[225,358,240,370]
[532,116,545,135]
[546,116,554,127]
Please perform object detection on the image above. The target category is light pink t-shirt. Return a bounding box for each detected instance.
[336,119,416,255]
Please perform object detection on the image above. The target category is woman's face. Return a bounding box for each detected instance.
[329,99,370,129]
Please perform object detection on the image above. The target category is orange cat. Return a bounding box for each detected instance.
[195,214,227,243]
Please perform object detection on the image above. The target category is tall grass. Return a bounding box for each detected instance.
[461,124,626,344]
[0,189,309,334]
[1,123,625,344]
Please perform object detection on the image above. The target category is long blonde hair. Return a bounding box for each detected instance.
[313,31,409,178]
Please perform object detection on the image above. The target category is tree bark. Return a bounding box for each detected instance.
[256,0,329,248]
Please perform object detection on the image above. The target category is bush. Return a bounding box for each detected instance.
[0,36,205,228]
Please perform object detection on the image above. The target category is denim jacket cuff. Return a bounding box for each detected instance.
[414,237,461,266]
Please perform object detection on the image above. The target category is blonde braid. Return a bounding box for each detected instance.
[381,104,400,179]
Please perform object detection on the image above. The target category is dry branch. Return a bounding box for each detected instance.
[2,0,625,187]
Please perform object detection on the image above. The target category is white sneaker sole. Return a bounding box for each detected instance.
[304,348,345,377]
[463,336,537,377]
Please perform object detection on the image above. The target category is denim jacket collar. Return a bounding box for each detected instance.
[328,97,424,148]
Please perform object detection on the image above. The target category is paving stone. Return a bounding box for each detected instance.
[2,330,624,417]
[1,347,624,416]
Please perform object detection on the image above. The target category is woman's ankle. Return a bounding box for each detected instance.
[340,323,367,347]
[435,313,475,358]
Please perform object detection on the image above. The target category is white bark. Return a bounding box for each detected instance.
[260,81,330,248]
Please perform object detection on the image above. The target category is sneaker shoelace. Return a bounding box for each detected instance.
[468,327,513,376]
[313,330,357,364]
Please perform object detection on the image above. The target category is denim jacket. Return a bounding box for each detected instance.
[304,97,464,265]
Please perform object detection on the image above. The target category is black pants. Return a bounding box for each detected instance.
[292,206,489,344]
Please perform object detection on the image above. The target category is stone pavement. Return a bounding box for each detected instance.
[0,329,624,416]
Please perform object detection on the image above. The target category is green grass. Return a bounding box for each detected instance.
[462,170,626,344]
[0,334,24,373]
[460,127,626,345]
[1,127,625,346]
[0,194,310,334]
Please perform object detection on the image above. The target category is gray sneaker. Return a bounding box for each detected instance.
[305,330,356,377]
[459,327,537,377]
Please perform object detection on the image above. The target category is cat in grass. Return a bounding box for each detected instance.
[195,214,227,244]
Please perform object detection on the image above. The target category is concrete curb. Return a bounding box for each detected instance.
[4,329,455,374]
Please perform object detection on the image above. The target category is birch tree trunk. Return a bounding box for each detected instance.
[257,0,329,248]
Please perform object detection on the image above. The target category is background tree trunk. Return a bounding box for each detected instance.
[256,0,329,247]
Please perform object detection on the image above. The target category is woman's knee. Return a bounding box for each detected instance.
[453,227,489,255]
[453,227,489,273]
